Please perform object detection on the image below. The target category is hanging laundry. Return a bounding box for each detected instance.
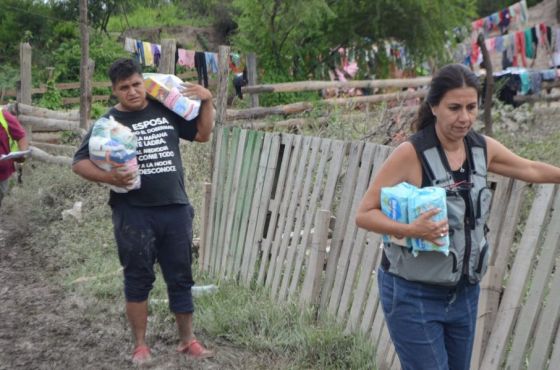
[499,9,511,33]
[541,69,556,81]
[124,38,137,53]
[514,31,527,67]
[205,52,218,74]
[177,49,195,68]
[519,71,530,95]
[194,52,208,87]
[485,38,496,53]
[152,44,161,67]
[135,40,145,65]
[143,42,154,66]
[232,68,248,99]
[495,35,504,53]
[524,29,534,59]
[530,71,542,95]
[229,53,244,74]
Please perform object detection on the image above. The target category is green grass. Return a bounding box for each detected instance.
[107,4,211,33]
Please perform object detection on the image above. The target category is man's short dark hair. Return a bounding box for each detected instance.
[108,58,142,84]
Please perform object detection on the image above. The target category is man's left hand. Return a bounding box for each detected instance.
[181,82,213,102]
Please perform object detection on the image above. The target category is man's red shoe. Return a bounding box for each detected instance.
[177,339,213,359]
[131,345,151,365]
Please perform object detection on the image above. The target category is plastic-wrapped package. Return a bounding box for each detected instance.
[381,182,449,256]
[380,182,416,247]
[88,116,141,193]
[143,73,200,121]
[408,186,449,256]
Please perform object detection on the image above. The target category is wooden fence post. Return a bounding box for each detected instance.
[300,209,330,309]
[19,42,32,140]
[246,52,259,108]
[212,45,230,171]
[80,58,94,129]
[159,39,177,74]
[477,33,493,137]
[79,0,91,129]
[215,45,230,127]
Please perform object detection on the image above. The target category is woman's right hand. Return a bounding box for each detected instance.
[409,208,448,246]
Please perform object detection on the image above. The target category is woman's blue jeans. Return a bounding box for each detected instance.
[377,267,480,370]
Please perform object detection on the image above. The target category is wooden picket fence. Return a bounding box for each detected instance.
[200,126,560,370]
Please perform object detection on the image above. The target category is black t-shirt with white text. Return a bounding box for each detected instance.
[73,100,198,207]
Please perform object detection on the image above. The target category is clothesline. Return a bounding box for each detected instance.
[123,37,245,88]
[457,23,560,70]
[471,0,528,38]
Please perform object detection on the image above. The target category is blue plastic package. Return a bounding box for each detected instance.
[408,186,449,256]
[380,182,417,247]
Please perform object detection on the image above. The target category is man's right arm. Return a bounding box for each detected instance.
[72,159,136,188]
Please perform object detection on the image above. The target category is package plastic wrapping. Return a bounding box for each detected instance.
[381,182,449,256]
[143,73,200,121]
[380,182,416,247]
[88,116,141,193]
[408,186,449,256]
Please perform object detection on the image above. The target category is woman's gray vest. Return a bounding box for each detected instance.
[382,125,492,286]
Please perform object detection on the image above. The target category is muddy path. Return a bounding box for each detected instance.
[0,217,276,370]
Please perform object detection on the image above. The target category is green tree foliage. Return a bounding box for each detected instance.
[0,0,55,64]
[232,0,477,81]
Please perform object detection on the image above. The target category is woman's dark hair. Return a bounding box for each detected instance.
[108,58,143,85]
[414,64,480,131]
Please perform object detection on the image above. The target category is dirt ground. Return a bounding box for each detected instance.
[0,217,278,370]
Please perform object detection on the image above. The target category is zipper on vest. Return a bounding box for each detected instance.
[463,217,472,275]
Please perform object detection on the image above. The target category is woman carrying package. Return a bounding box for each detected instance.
[355,63,560,370]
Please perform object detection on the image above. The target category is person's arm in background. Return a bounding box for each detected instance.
[182,83,214,142]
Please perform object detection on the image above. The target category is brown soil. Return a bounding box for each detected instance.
[0,217,278,370]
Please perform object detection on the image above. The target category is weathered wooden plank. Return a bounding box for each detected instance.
[289,139,332,297]
[300,209,330,306]
[278,136,322,301]
[506,186,560,370]
[528,261,560,369]
[335,143,379,320]
[321,141,364,313]
[485,177,514,253]
[215,128,240,274]
[220,129,248,275]
[270,135,313,298]
[245,134,281,284]
[205,128,226,273]
[472,180,527,368]
[360,242,384,337]
[234,131,264,275]
[239,131,269,282]
[376,324,394,370]
[226,130,257,276]
[345,234,382,333]
[266,135,303,289]
[480,184,556,370]
[199,182,212,272]
[257,135,295,285]
[242,77,432,94]
[548,325,560,369]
